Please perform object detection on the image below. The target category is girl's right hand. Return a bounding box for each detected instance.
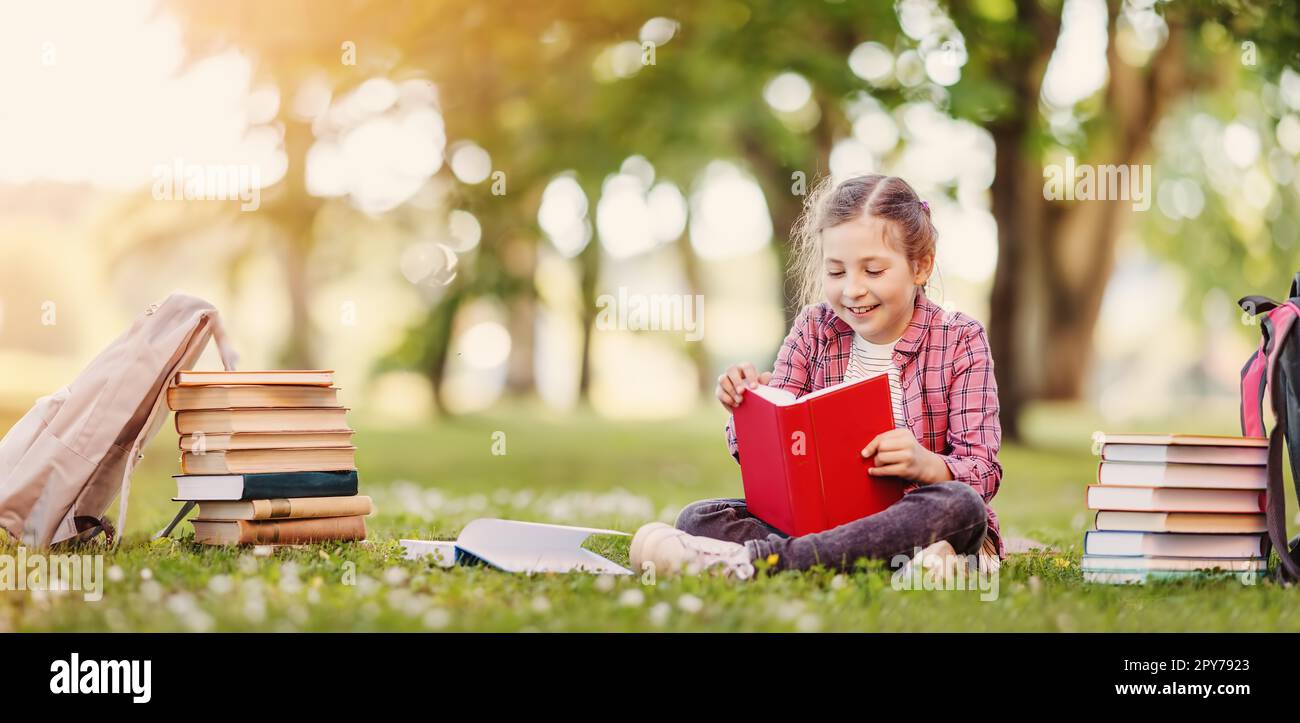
[716,362,773,411]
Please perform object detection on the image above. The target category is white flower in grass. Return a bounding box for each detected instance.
[207,575,235,595]
[165,592,193,613]
[243,600,266,624]
[677,594,704,614]
[531,595,552,614]
[831,574,847,590]
[648,601,671,627]
[775,600,804,621]
[238,554,259,575]
[107,565,124,583]
[168,594,214,632]
[306,588,321,605]
[279,570,303,594]
[618,589,644,607]
[594,574,615,592]
[795,613,822,633]
[139,568,153,581]
[400,595,429,618]
[383,567,409,586]
[140,580,163,603]
[423,608,451,630]
[386,589,411,612]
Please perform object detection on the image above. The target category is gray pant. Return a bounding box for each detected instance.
[674,481,988,573]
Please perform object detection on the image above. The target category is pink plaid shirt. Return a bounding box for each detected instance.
[725,291,1004,558]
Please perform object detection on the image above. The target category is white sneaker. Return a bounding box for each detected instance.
[897,539,1000,581]
[629,522,756,580]
[898,539,959,582]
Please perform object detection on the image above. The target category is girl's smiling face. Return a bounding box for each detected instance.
[822,213,933,344]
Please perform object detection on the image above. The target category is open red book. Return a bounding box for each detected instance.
[732,374,905,537]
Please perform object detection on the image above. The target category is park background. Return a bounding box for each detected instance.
[1,0,1298,631]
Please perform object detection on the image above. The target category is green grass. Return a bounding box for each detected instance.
[2,401,1296,632]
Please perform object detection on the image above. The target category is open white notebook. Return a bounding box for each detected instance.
[400,518,632,575]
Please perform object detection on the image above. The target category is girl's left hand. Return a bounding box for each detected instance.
[861,429,953,484]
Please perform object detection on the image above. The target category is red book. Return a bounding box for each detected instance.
[732,374,905,537]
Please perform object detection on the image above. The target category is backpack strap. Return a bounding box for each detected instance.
[53,515,116,548]
[1263,423,1299,580]
[1240,295,1280,319]
[208,310,240,372]
[112,441,142,550]
[154,500,196,540]
[113,309,238,547]
[1240,295,1277,437]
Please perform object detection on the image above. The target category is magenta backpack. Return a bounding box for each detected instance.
[1240,272,1300,582]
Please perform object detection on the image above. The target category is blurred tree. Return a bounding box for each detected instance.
[421,0,1298,436]
[133,1,547,413]
[585,0,1291,437]
[139,0,1298,432]
[1137,16,1300,343]
[118,0,442,368]
[950,0,1299,438]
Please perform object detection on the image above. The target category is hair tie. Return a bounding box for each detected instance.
[920,199,930,214]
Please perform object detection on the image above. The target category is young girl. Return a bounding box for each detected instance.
[630,174,1003,579]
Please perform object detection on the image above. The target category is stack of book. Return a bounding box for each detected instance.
[168,369,371,545]
[1083,433,1270,584]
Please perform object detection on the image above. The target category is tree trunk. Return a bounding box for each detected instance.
[278,230,317,368]
[424,288,464,417]
[988,7,1198,440]
[272,116,320,369]
[675,229,712,394]
[576,220,601,399]
[987,122,1046,442]
[503,237,538,396]
[503,293,536,395]
[986,0,1062,441]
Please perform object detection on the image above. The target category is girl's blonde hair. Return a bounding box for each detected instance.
[788,173,937,309]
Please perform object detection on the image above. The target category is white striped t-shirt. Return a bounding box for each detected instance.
[844,333,906,429]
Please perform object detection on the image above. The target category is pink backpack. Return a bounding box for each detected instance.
[1240,272,1300,582]
[0,293,237,548]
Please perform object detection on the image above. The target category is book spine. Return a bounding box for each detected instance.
[176,408,350,434]
[179,452,223,475]
[179,434,230,452]
[240,470,359,500]
[237,516,366,544]
[249,495,373,519]
[175,411,222,435]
